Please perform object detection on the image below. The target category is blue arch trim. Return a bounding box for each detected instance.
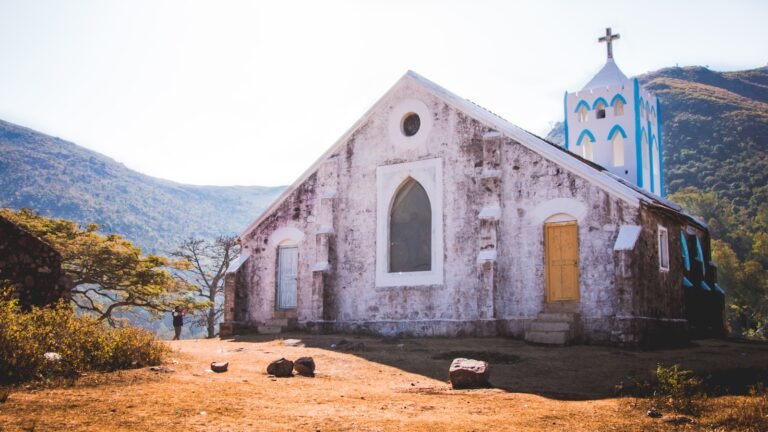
[607,125,627,140]
[701,281,712,292]
[576,129,595,146]
[610,94,627,106]
[681,230,691,271]
[634,80,643,187]
[657,99,665,196]
[714,283,725,294]
[683,277,694,288]
[592,97,608,109]
[563,92,569,150]
[573,100,590,113]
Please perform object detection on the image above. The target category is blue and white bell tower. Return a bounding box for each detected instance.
[563,28,664,196]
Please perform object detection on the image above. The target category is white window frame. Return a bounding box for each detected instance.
[376,158,443,287]
[658,225,670,272]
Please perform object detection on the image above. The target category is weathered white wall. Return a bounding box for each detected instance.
[234,77,692,343]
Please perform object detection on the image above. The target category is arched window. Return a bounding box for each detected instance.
[608,125,627,167]
[613,99,624,116]
[612,134,624,166]
[577,104,589,123]
[576,130,595,162]
[389,178,431,272]
[641,132,650,188]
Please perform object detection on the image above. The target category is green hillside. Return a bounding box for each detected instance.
[0,119,285,253]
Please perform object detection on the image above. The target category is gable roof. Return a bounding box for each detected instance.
[240,70,690,239]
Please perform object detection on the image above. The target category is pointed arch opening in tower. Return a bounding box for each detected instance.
[577,130,595,161]
[389,177,432,273]
[641,131,651,190]
[611,133,624,166]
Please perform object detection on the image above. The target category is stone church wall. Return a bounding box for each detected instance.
[232,79,704,346]
[0,215,72,309]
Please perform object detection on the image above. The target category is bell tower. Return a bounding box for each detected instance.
[563,28,664,196]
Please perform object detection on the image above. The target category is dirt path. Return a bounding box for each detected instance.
[1,335,766,431]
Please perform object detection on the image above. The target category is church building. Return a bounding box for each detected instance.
[222,29,725,346]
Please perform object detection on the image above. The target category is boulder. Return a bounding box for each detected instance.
[449,358,491,389]
[294,357,315,377]
[210,362,229,373]
[267,358,294,377]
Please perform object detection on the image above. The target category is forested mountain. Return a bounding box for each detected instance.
[0,119,285,253]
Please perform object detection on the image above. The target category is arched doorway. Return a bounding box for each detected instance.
[544,215,580,303]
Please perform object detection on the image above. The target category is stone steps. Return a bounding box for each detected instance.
[524,311,580,345]
[257,316,298,335]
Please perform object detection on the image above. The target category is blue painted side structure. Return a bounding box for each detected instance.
[563,91,569,150]
[681,229,691,271]
[633,79,643,187]
[648,119,655,193]
[656,98,665,196]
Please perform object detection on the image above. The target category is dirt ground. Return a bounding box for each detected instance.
[1,334,767,431]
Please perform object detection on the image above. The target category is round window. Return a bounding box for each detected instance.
[401,113,420,137]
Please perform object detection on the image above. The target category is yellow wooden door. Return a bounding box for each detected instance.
[545,222,580,302]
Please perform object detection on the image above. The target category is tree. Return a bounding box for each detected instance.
[172,236,239,338]
[0,209,200,325]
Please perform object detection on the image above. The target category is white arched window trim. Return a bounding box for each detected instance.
[376,158,444,287]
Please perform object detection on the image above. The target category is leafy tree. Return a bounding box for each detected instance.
[0,208,200,325]
[172,236,239,338]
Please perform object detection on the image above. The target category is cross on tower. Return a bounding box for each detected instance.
[598,27,620,60]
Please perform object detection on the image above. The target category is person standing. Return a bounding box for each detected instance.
[172,306,187,340]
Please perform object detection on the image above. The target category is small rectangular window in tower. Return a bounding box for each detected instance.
[595,101,606,119]
[658,226,670,271]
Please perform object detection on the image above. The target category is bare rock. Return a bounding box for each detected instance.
[449,358,491,389]
[646,408,662,418]
[267,358,294,377]
[211,362,229,373]
[294,357,315,377]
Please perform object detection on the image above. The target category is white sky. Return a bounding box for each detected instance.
[1,0,766,186]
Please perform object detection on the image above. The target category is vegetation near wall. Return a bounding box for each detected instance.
[0,294,168,384]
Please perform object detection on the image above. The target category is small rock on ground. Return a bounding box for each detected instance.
[267,358,294,377]
[294,357,315,377]
[211,362,229,373]
[149,366,175,373]
[449,358,491,389]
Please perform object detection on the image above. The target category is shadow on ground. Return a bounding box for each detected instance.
[221,333,768,401]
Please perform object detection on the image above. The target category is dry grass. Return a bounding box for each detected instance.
[0,335,766,431]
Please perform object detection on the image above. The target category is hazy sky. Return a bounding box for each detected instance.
[1,1,766,186]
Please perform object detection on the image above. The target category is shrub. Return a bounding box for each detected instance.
[0,295,168,384]
[653,364,705,415]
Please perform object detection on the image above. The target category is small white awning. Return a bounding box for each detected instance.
[613,225,642,251]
